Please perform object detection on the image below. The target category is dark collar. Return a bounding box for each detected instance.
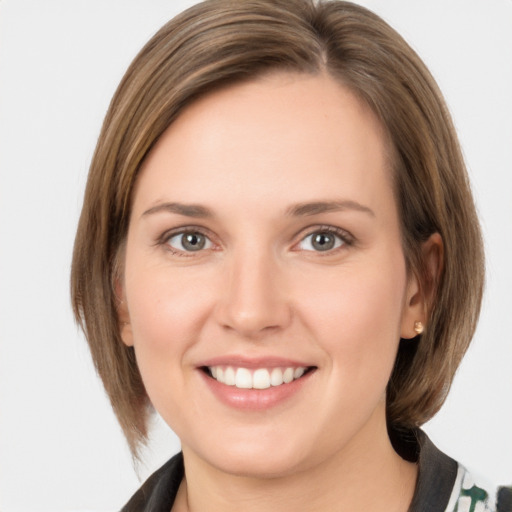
[121,452,184,512]
[406,429,458,512]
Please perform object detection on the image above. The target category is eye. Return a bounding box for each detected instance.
[166,231,213,252]
[297,229,346,252]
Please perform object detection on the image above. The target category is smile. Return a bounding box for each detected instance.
[199,360,317,410]
[206,366,311,389]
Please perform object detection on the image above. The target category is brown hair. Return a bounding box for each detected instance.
[71,0,484,456]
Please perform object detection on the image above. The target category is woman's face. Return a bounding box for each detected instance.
[120,72,423,477]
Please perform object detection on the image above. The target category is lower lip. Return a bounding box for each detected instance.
[199,370,314,411]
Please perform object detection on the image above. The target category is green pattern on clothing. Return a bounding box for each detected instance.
[454,484,489,512]
[449,465,496,512]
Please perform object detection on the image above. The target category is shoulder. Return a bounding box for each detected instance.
[396,429,510,512]
[445,465,511,512]
[121,452,184,512]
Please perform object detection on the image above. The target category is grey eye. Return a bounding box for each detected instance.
[167,232,212,252]
[299,231,344,252]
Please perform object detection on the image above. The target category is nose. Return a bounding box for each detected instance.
[215,249,292,338]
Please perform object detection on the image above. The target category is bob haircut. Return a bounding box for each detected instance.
[71,0,484,456]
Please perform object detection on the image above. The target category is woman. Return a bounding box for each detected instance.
[70,0,508,510]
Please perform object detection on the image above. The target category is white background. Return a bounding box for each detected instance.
[0,1,511,510]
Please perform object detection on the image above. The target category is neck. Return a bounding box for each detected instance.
[173,412,417,512]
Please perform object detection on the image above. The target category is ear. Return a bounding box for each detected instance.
[400,233,444,339]
[115,278,134,347]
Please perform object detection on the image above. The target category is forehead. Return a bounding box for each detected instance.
[133,71,394,218]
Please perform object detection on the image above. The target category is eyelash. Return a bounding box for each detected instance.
[294,225,355,255]
[157,226,216,257]
[157,225,355,257]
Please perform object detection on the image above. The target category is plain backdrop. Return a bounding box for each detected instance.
[0,1,511,511]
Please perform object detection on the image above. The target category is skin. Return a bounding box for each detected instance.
[119,72,434,511]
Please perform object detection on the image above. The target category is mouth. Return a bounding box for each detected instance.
[201,365,316,390]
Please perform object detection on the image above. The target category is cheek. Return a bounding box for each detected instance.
[297,257,407,379]
[123,263,214,418]
[122,238,214,376]
[126,271,206,351]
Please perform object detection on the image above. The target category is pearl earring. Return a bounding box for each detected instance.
[414,321,424,335]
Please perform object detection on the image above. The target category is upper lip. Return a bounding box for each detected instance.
[198,356,315,369]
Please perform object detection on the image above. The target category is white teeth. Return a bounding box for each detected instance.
[224,366,236,386]
[270,367,284,386]
[208,365,308,389]
[283,367,294,383]
[253,369,271,389]
[294,367,305,379]
[235,368,252,389]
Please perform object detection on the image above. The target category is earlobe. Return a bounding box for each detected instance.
[400,233,444,339]
[115,279,134,347]
[400,270,424,339]
[119,305,134,347]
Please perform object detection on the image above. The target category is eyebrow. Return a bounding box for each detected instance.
[285,200,375,217]
[142,202,213,218]
[142,199,375,219]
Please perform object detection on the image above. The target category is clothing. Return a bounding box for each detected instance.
[121,430,507,512]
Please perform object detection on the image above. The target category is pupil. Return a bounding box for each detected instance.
[312,233,334,251]
[183,233,205,251]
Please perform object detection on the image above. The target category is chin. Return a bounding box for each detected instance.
[195,433,313,479]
